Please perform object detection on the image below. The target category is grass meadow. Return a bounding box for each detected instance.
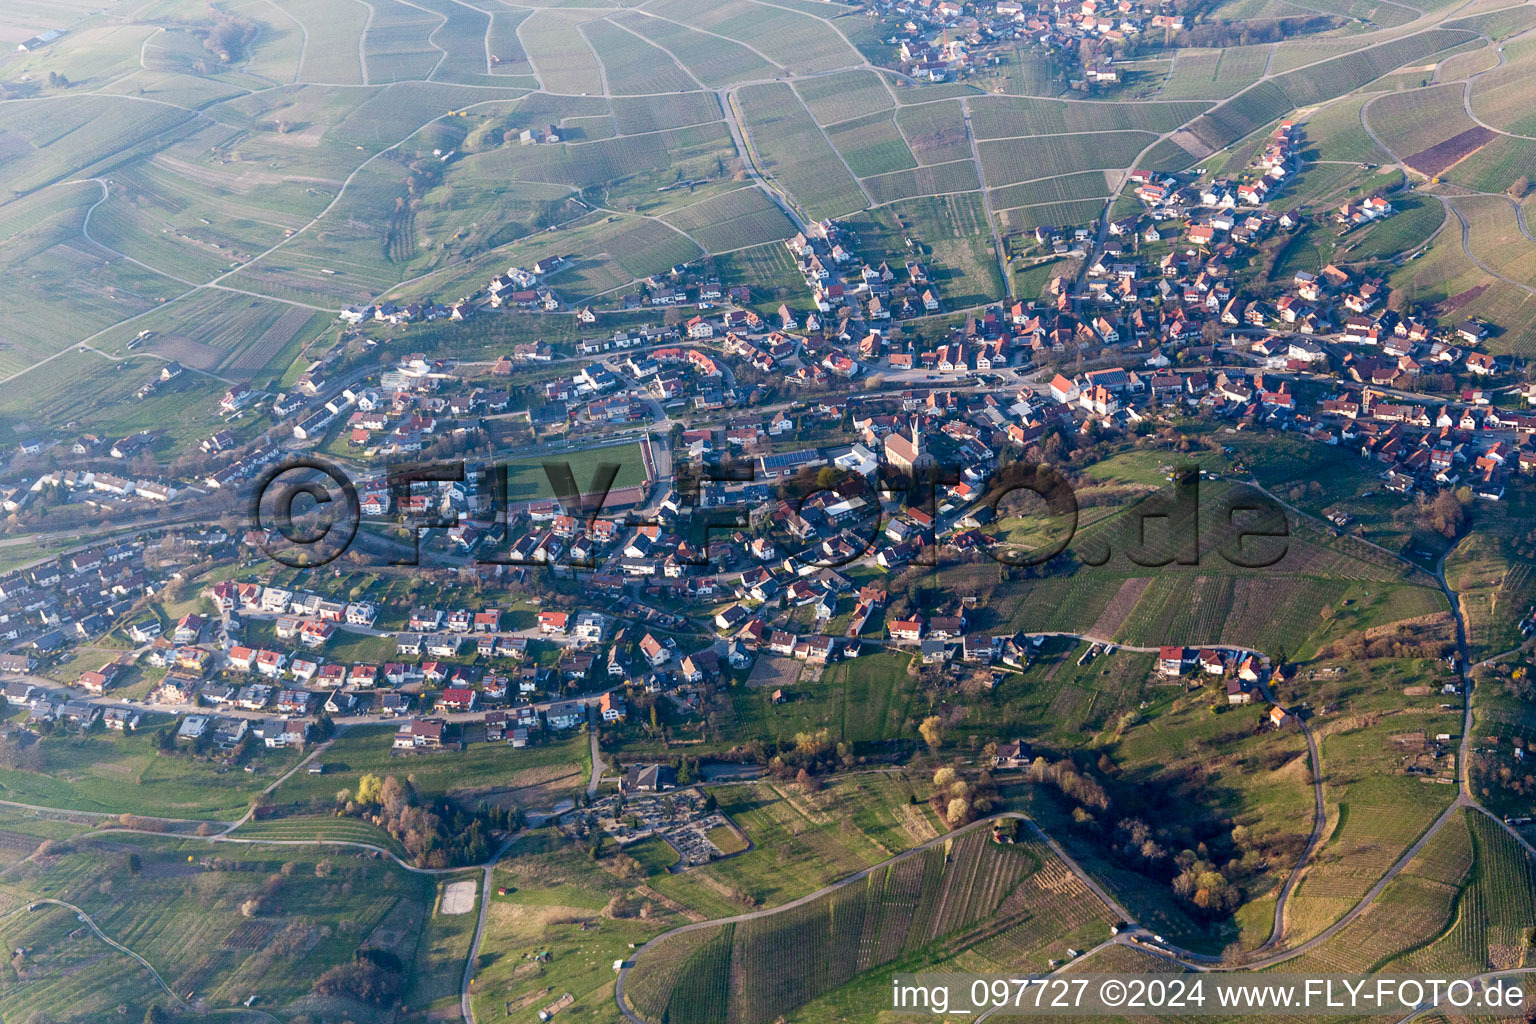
[267,725,589,814]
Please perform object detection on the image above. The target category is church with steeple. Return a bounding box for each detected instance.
[884,416,930,474]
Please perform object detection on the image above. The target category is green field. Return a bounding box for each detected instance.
[894,100,975,165]
[967,96,1210,138]
[967,448,1447,660]
[1391,196,1536,355]
[1469,34,1536,134]
[794,70,894,125]
[642,0,862,76]
[0,95,195,200]
[1365,85,1476,163]
[1286,809,1469,973]
[471,830,691,1023]
[662,187,798,252]
[362,0,441,84]
[1401,812,1536,971]
[715,240,811,313]
[863,159,981,204]
[826,111,919,178]
[227,814,410,856]
[1300,94,1391,165]
[582,19,700,96]
[1340,194,1445,262]
[1284,712,1461,943]
[611,10,778,87]
[282,0,369,83]
[519,9,607,96]
[0,723,302,820]
[497,440,652,502]
[403,874,483,1017]
[1,7,1533,1016]
[630,773,945,918]
[996,198,1111,233]
[977,132,1154,186]
[1443,134,1536,194]
[990,170,1116,211]
[1276,29,1479,108]
[729,650,918,750]
[1445,497,1536,659]
[0,181,186,376]
[268,726,588,813]
[1288,808,1536,975]
[1187,80,1292,153]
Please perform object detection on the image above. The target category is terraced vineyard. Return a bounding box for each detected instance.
[737,83,868,220]
[0,0,1517,450]
[1285,812,1470,972]
[1399,813,1536,972]
[1285,747,1459,943]
[6,8,1536,1021]
[1469,34,1536,135]
[625,830,1113,1024]
[624,925,734,1024]
[978,132,1155,186]
[1366,86,1477,165]
[1158,46,1271,100]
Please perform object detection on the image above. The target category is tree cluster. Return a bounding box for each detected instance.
[1171,14,1337,48]
[1475,749,1535,801]
[1025,756,1276,922]
[1318,624,1454,662]
[198,7,258,63]
[313,948,406,1006]
[765,729,850,777]
[1416,488,1470,540]
[931,765,997,827]
[1024,756,1109,812]
[0,730,45,772]
[336,774,519,868]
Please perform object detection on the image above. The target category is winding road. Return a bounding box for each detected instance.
[612,813,1036,1024]
[610,485,1536,1023]
[0,527,1523,1024]
[1257,698,1327,954]
[7,898,281,1023]
[5,3,1535,1022]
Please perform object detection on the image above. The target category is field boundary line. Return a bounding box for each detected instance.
[17,898,281,1022]
[356,0,376,85]
[617,8,787,75]
[399,0,452,81]
[786,84,876,207]
[748,0,866,67]
[961,96,1012,298]
[601,15,708,92]
[571,16,612,99]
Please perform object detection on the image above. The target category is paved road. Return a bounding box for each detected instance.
[459,833,521,1024]
[1357,86,1536,300]
[613,512,1535,1017]
[218,740,332,835]
[1259,720,1326,951]
[587,730,607,798]
[613,813,1029,1023]
[961,98,1012,300]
